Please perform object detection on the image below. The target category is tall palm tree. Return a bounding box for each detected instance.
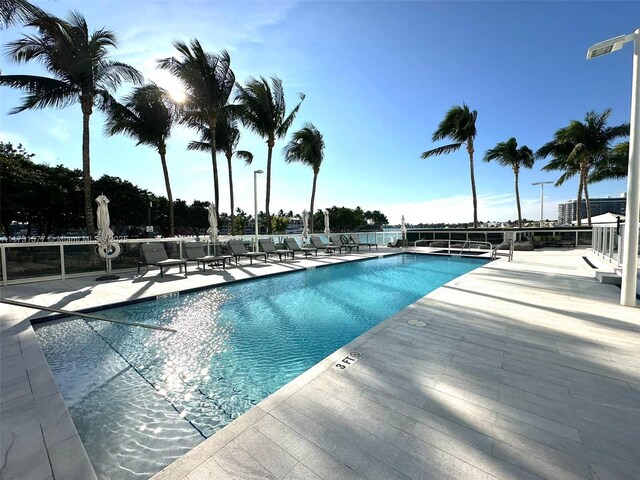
[0,11,142,235]
[589,141,629,183]
[283,123,325,233]
[421,104,480,227]
[538,110,629,226]
[188,113,253,235]
[157,41,234,212]
[483,138,534,228]
[235,76,304,233]
[105,84,177,236]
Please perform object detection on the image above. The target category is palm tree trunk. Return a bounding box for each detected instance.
[575,177,584,227]
[81,106,94,237]
[265,139,274,234]
[159,146,174,237]
[467,140,479,228]
[514,167,522,228]
[309,172,318,234]
[582,165,592,226]
[227,150,235,236]
[209,118,219,212]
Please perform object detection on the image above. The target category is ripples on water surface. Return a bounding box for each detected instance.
[35,254,486,479]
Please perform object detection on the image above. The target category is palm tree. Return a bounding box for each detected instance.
[421,104,480,227]
[157,41,234,212]
[1,0,45,29]
[188,113,253,235]
[589,141,629,183]
[235,76,304,233]
[483,138,534,228]
[105,84,177,236]
[284,123,325,233]
[538,110,629,226]
[0,11,142,235]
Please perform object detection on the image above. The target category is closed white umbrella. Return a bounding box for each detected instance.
[95,194,119,280]
[323,209,330,236]
[400,215,407,247]
[207,202,218,254]
[301,210,309,244]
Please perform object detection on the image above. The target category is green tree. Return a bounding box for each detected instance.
[284,123,325,233]
[271,216,289,234]
[158,41,235,212]
[0,11,142,236]
[421,104,479,227]
[364,210,389,229]
[483,137,534,228]
[188,112,252,235]
[92,175,151,230]
[235,76,305,233]
[105,84,178,236]
[538,110,629,226]
[589,141,629,183]
[234,208,248,234]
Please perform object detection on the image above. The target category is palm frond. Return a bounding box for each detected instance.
[420,143,462,158]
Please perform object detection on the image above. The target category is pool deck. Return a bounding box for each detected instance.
[1,248,639,479]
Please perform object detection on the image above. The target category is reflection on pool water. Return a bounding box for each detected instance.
[35,254,487,479]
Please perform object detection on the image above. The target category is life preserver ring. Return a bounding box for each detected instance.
[96,242,122,259]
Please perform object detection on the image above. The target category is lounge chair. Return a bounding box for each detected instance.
[259,238,294,261]
[350,233,378,251]
[227,239,267,265]
[310,236,336,254]
[284,237,317,257]
[329,234,359,253]
[139,243,187,278]
[387,239,405,248]
[183,242,232,271]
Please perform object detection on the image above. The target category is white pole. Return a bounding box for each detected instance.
[540,183,544,228]
[621,29,640,306]
[254,171,258,252]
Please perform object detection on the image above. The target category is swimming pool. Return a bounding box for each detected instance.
[34,253,487,479]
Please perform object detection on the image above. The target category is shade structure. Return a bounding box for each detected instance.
[95,194,119,280]
[207,203,218,254]
[323,209,330,236]
[301,210,309,244]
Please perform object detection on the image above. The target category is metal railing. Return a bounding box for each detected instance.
[591,225,622,267]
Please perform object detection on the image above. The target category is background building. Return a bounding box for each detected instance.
[558,194,627,224]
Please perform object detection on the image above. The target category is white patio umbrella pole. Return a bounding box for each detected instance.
[401,215,407,247]
[95,194,119,281]
[324,209,330,236]
[207,202,218,256]
[587,30,639,306]
[301,209,309,245]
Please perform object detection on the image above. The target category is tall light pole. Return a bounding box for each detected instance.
[532,181,553,228]
[254,169,264,252]
[588,30,639,306]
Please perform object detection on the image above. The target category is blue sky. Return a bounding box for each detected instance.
[1,1,636,224]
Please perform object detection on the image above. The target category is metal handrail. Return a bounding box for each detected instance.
[1,298,177,332]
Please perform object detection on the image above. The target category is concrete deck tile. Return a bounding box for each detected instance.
[234,427,298,479]
[282,462,322,480]
[185,458,233,480]
[47,434,97,480]
[213,440,277,479]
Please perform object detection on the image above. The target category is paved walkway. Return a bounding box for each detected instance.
[2,248,639,480]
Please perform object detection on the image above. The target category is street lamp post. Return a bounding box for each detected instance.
[254,169,264,252]
[587,30,639,306]
[532,181,553,228]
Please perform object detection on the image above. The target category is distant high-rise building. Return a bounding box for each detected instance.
[557,194,626,224]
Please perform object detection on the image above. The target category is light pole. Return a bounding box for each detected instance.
[254,169,264,252]
[588,30,639,306]
[532,181,553,228]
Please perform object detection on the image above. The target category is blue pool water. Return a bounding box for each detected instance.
[34,254,486,479]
